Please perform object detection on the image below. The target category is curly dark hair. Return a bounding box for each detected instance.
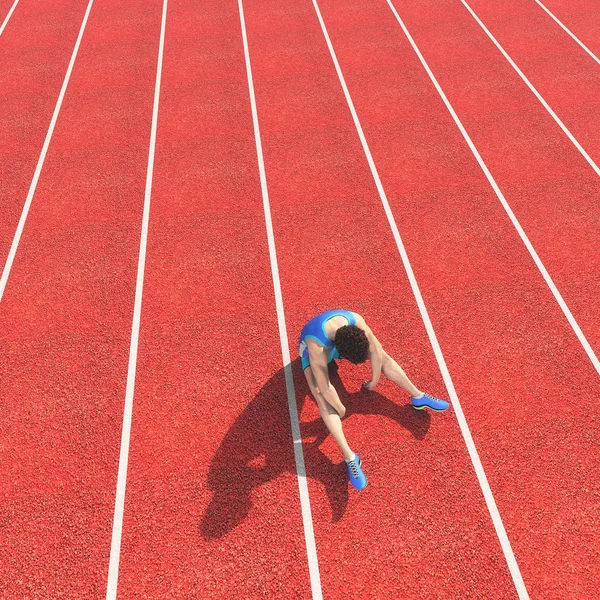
[334,325,370,364]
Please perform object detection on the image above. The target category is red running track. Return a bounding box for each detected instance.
[459,0,600,357]
[119,0,518,598]
[0,0,17,27]
[536,0,600,57]
[316,0,600,597]
[0,0,89,263]
[115,0,312,597]
[463,0,600,185]
[239,0,519,597]
[0,0,162,596]
[378,0,600,353]
[2,0,600,597]
[383,0,600,366]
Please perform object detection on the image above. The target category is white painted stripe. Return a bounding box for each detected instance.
[0,0,94,302]
[105,0,167,598]
[312,1,530,598]
[534,0,600,66]
[462,0,600,180]
[238,1,323,597]
[388,0,600,381]
[0,0,19,35]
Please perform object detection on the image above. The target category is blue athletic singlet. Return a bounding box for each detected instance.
[298,309,357,370]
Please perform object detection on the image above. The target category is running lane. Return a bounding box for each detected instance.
[242,0,519,598]
[524,0,600,60]
[0,0,162,596]
[385,1,600,360]
[437,0,600,355]
[465,0,600,165]
[0,0,90,262]
[115,0,311,597]
[0,0,18,27]
[315,0,600,597]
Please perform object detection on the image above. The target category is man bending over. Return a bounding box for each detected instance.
[299,309,449,490]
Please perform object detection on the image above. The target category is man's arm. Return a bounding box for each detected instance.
[308,344,346,417]
[356,316,383,391]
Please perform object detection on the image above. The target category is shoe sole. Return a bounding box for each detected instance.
[412,404,449,412]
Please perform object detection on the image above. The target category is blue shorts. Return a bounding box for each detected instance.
[300,345,339,370]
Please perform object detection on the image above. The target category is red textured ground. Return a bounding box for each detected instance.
[316,1,600,597]
[1,0,599,598]
[0,0,161,596]
[457,0,600,351]
[116,1,311,597]
[0,0,17,22]
[539,0,600,56]
[0,0,90,263]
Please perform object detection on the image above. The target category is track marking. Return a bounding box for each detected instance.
[534,0,600,66]
[312,1,530,598]
[462,0,600,180]
[0,0,94,302]
[105,0,167,598]
[385,0,600,380]
[238,1,322,598]
[0,0,19,35]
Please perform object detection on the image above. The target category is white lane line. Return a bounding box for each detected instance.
[238,0,323,598]
[462,0,600,180]
[0,0,94,302]
[105,0,167,598]
[387,0,600,379]
[0,0,19,35]
[312,1,530,598]
[534,0,600,66]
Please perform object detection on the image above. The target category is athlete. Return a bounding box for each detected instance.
[299,309,449,490]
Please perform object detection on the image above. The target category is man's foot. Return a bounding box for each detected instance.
[411,392,449,412]
[345,454,368,490]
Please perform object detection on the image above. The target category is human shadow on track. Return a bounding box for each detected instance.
[200,357,430,539]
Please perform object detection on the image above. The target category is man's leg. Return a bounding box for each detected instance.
[381,350,423,397]
[304,365,354,460]
[381,350,450,411]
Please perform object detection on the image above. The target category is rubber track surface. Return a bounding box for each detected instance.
[0,0,161,596]
[0,0,89,265]
[0,0,18,23]
[462,0,600,354]
[2,0,600,598]
[115,0,311,597]
[239,0,520,597]
[539,0,600,56]
[335,0,599,597]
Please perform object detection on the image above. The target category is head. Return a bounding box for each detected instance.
[334,325,370,364]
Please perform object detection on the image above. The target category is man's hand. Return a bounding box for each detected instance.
[362,380,376,392]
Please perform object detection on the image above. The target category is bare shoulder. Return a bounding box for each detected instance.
[307,337,328,363]
[352,312,370,332]
[352,313,381,348]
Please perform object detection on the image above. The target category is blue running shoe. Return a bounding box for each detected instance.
[411,393,449,412]
[346,454,368,490]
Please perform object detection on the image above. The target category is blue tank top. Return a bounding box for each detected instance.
[298,309,357,360]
